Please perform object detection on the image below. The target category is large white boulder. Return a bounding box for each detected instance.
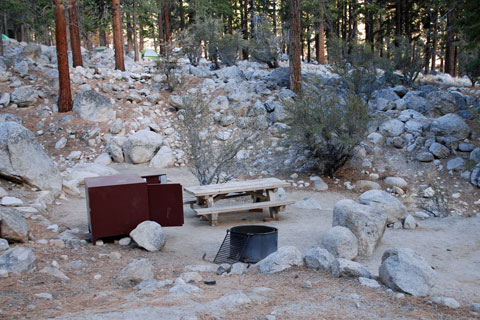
[73,90,116,122]
[321,226,358,260]
[149,146,175,168]
[332,199,387,257]
[130,221,166,252]
[379,248,436,297]
[123,130,163,164]
[0,247,35,274]
[0,122,62,193]
[254,246,303,274]
[0,208,29,242]
[358,190,408,224]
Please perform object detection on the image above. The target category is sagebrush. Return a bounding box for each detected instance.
[285,77,370,177]
[178,93,261,185]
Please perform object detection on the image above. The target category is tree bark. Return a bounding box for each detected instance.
[289,0,301,94]
[0,16,4,56]
[54,0,73,112]
[112,0,125,71]
[126,12,133,54]
[445,7,456,76]
[242,0,249,59]
[430,9,438,72]
[316,8,325,65]
[163,0,170,43]
[157,0,164,53]
[133,0,139,61]
[68,0,83,67]
[178,0,185,30]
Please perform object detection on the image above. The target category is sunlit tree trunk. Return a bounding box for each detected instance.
[68,0,83,67]
[289,0,301,93]
[54,0,73,112]
[112,0,125,71]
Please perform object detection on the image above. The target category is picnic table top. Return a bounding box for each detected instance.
[183,178,290,197]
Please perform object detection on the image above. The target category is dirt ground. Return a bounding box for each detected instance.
[1,163,470,319]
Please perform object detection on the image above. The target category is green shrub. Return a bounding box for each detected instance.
[155,42,180,92]
[248,15,280,68]
[179,15,222,68]
[459,47,480,86]
[285,78,370,177]
[392,37,424,86]
[217,32,246,66]
[328,39,391,99]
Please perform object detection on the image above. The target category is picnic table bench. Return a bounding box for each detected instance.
[184,178,295,226]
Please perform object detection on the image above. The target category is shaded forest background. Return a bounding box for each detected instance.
[0,0,479,79]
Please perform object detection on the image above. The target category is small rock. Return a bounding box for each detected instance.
[302,280,312,288]
[422,187,435,198]
[217,263,232,275]
[119,237,131,246]
[384,177,408,191]
[180,272,203,283]
[310,176,328,191]
[230,262,248,275]
[0,239,9,251]
[332,258,371,278]
[184,264,217,273]
[293,197,322,210]
[168,278,201,296]
[468,303,480,312]
[1,197,24,207]
[430,296,460,309]
[39,266,70,280]
[303,247,335,271]
[417,152,434,162]
[116,258,154,287]
[55,137,68,149]
[358,277,381,288]
[403,215,416,229]
[34,293,53,300]
[94,274,102,280]
[109,252,121,259]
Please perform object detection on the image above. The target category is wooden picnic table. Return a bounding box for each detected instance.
[184,178,295,226]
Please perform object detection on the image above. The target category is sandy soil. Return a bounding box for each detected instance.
[8,163,471,319]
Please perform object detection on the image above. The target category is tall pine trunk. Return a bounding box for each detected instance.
[242,0,249,59]
[445,8,456,76]
[315,9,325,65]
[163,0,170,43]
[0,17,4,56]
[157,0,164,53]
[289,0,301,94]
[112,0,125,71]
[133,0,139,61]
[68,0,83,67]
[54,0,73,112]
[178,0,185,30]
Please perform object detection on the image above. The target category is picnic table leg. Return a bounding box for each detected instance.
[267,188,279,219]
[211,213,218,226]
